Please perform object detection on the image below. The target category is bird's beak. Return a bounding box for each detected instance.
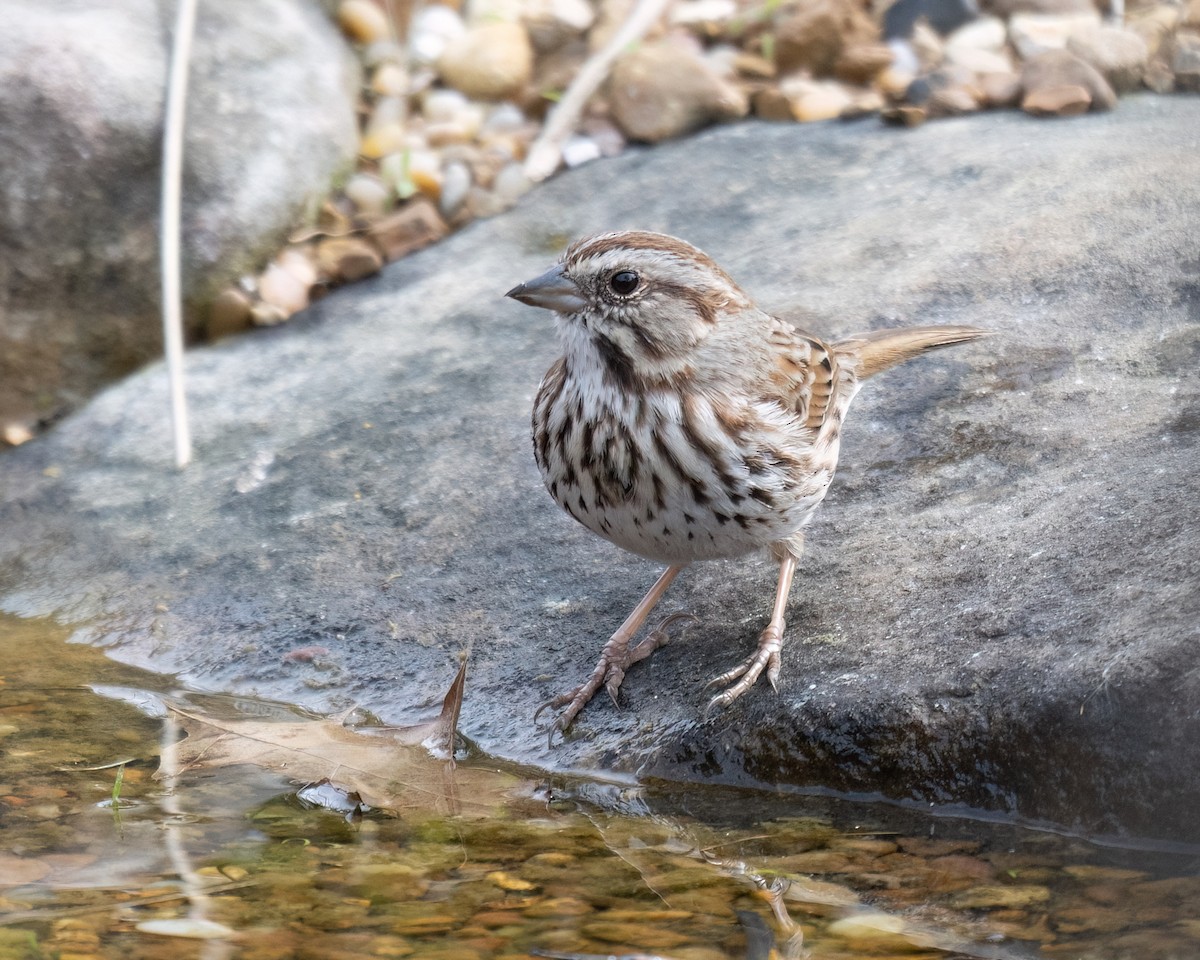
[506,264,587,314]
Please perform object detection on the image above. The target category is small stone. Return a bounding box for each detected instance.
[835,42,895,83]
[522,897,593,917]
[561,135,602,167]
[1021,48,1115,115]
[826,912,913,949]
[948,46,1017,75]
[361,39,406,68]
[1127,5,1182,59]
[258,261,310,315]
[368,199,449,261]
[438,161,472,217]
[1172,33,1200,92]
[1063,864,1148,882]
[1009,12,1102,60]
[583,922,690,949]
[207,288,254,340]
[523,0,596,51]
[371,62,408,97]
[1142,58,1174,93]
[485,870,536,891]
[928,84,981,115]
[776,0,879,75]
[951,883,1053,909]
[945,16,1007,55]
[783,79,855,122]
[438,22,533,100]
[250,302,289,327]
[410,4,465,64]
[361,96,409,159]
[1022,83,1091,115]
[753,87,795,121]
[491,163,532,206]
[979,70,1022,105]
[316,237,383,282]
[909,21,945,70]
[344,173,393,216]
[338,0,392,44]
[2,423,34,446]
[136,918,237,939]
[887,103,929,126]
[734,52,777,79]
[670,0,737,28]
[609,42,747,142]
[1066,25,1148,92]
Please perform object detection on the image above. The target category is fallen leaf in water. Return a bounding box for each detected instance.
[158,661,518,816]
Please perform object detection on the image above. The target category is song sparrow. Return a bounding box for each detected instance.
[507,231,988,734]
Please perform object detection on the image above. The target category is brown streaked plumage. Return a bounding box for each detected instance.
[507,230,989,736]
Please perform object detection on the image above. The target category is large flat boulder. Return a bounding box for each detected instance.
[0,0,359,427]
[1,96,1197,842]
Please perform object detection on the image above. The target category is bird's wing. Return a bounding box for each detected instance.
[762,316,842,431]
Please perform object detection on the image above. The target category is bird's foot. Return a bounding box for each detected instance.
[705,620,785,716]
[535,612,698,744]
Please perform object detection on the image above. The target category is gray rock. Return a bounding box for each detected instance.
[608,42,748,143]
[0,0,359,427]
[1,97,1198,842]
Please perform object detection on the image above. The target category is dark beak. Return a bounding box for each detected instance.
[505,264,587,313]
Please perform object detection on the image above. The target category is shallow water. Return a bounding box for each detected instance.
[1,614,1198,960]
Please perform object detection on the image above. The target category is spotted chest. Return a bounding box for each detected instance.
[532,361,847,564]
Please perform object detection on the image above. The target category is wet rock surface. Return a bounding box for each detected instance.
[2,97,1198,842]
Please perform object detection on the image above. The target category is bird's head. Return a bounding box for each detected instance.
[506,231,751,382]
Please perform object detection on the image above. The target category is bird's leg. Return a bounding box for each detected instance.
[706,551,797,714]
[537,564,686,736]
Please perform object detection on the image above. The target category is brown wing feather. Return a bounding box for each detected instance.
[763,317,841,431]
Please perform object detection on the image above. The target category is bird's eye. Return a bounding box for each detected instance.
[609,271,639,296]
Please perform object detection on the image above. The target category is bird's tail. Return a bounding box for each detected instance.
[836,325,991,380]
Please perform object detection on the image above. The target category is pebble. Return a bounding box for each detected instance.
[950,882,1053,908]
[1021,48,1116,115]
[371,62,408,97]
[582,921,691,948]
[338,0,392,44]
[775,0,879,76]
[826,911,913,948]
[258,261,310,315]
[344,173,393,216]
[835,42,895,83]
[316,237,383,282]
[438,22,534,100]
[438,161,473,217]
[0,425,33,447]
[136,918,237,939]
[609,42,748,142]
[561,134,601,167]
[410,5,466,65]
[369,199,449,260]
[1172,33,1200,92]
[523,0,596,51]
[1009,11,1102,60]
[1065,25,1149,92]
[491,163,533,206]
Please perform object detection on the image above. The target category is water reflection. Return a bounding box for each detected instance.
[2,614,1199,960]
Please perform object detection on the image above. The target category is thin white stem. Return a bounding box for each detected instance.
[523,0,675,182]
[161,0,198,469]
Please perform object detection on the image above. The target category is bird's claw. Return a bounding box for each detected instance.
[704,622,785,717]
[536,612,699,742]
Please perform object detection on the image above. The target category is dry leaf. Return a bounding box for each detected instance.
[158,661,518,816]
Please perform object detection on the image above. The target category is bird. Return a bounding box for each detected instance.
[505,230,989,735]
